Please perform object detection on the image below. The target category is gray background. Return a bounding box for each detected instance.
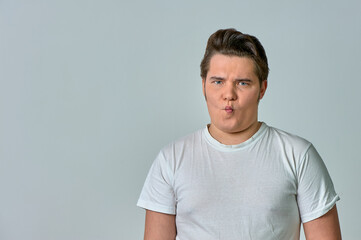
[1,0,360,239]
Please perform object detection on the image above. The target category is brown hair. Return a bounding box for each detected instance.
[200,28,269,84]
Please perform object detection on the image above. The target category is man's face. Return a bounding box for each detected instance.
[202,54,267,136]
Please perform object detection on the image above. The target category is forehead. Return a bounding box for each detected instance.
[208,54,257,79]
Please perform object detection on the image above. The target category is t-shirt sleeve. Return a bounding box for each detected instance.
[297,144,340,223]
[137,150,176,215]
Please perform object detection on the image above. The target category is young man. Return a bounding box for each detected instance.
[137,28,341,240]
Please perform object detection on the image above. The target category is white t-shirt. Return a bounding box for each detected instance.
[137,123,339,240]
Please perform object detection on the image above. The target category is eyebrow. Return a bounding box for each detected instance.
[209,76,253,82]
[209,76,225,81]
[236,78,253,82]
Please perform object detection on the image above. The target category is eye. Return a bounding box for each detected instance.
[212,80,223,85]
[238,81,249,86]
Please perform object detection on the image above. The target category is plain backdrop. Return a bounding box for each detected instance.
[1,0,360,239]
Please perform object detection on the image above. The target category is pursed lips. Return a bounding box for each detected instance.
[224,106,233,113]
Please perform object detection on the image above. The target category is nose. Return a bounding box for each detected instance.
[223,83,237,101]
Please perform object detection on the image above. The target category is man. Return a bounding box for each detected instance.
[137,28,341,239]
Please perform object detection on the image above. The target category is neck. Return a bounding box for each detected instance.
[208,121,262,145]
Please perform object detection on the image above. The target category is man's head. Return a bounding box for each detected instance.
[200,29,269,144]
[200,28,269,84]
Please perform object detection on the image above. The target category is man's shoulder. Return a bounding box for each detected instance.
[160,127,204,153]
[155,128,204,170]
[265,124,312,150]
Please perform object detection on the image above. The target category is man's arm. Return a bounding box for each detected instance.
[144,210,176,240]
[303,205,341,240]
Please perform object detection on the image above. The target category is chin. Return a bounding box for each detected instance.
[217,119,256,133]
[217,124,244,134]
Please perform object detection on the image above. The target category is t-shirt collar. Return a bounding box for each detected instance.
[203,122,268,152]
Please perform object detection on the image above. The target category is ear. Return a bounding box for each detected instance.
[202,78,206,97]
[259,80,267,100]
